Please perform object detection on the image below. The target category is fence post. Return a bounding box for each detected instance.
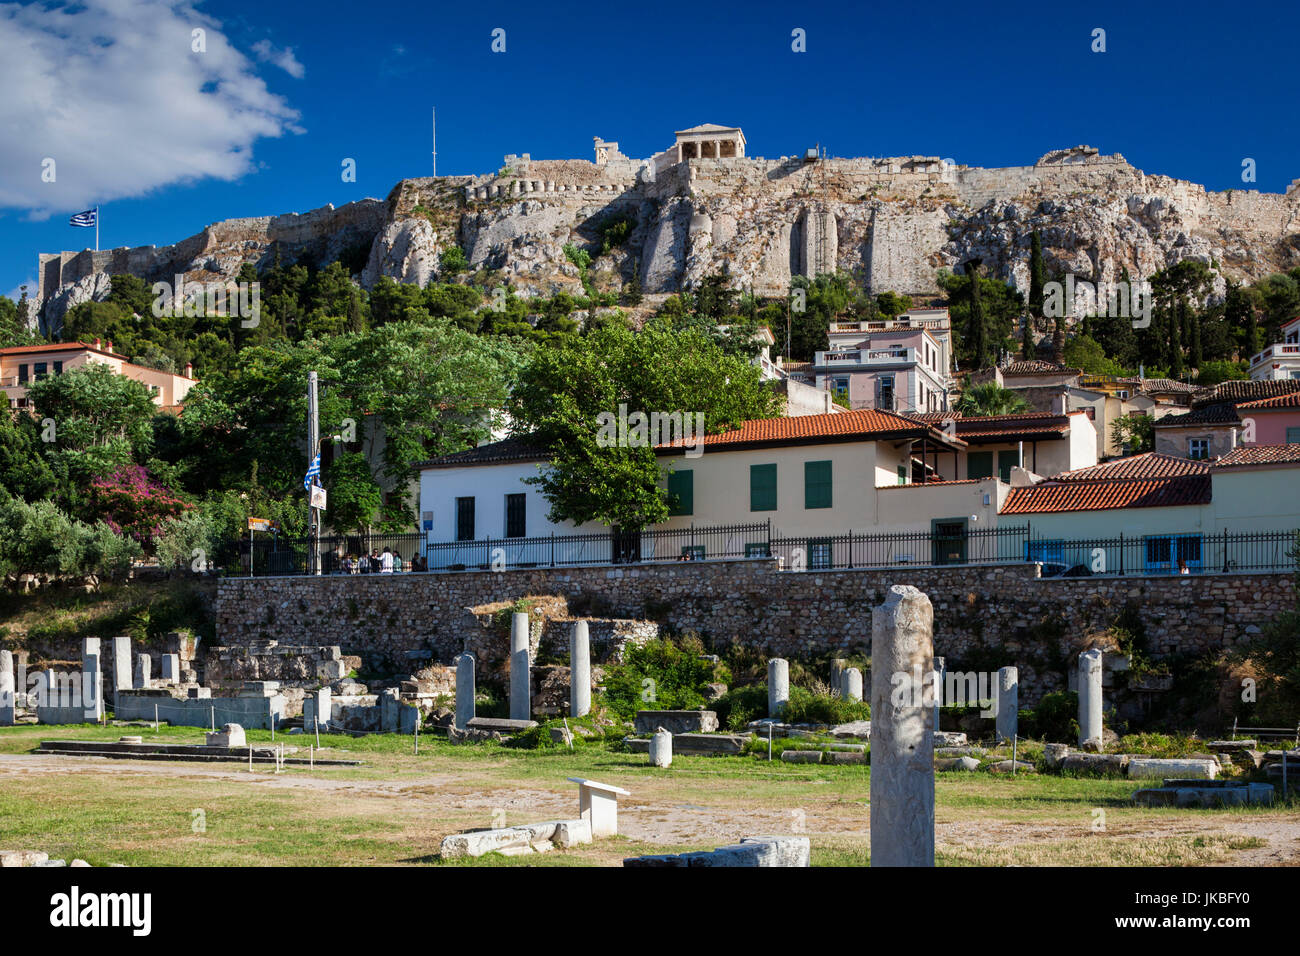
[1119,532,1124,576]
[551,532,555,567]
[1222,527,1229,574]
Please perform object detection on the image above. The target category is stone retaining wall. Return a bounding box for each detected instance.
[216,561,1293,704]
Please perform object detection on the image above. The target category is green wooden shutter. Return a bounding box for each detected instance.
[1287,427,1300,444]
[750,463,777,512]
[967,451,993,479]
[997,450,1020,482]
[804,460,833,509]
[667,469,693,516]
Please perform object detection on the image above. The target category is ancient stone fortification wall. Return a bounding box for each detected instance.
[215,561,1292,704]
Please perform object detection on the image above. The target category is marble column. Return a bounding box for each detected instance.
[870,585,935,868]
[996,666,1018,743]
[455,653,476,730]
[842,667,863,702]
[570,620,591,718]
[509,612,530,721]
[768,658,789,718]
[1078,649,1104,750]
[0,649,14,725]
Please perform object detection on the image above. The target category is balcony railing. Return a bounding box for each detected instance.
[1249,343,1300,366]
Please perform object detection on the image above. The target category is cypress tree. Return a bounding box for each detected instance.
[1028,230,1046,317]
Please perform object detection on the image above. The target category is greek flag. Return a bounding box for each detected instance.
[69,208,97,227]
[304,454,320,490]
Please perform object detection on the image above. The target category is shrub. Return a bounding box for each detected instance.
[1018,690,1078,742]
[713,683,768,730]
[601,636,721,719]
[782,686,870,725]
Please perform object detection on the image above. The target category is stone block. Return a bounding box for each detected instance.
[633,710,718,735]
[206,723,246,747]
[671,733,748,755]
[780,750,823,764]
[624,836,810,868]
[1127,758,1218,780]
[1061,753,1129,776]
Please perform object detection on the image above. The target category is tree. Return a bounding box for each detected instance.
[0,413,57,502]
[90,464,189,549]
[1224,280,1258,359]
[1063,335,1131,376]
[937,268,1024,369]
[965,259,989,369]
[509,319,783,529]
[323,451,384,533]
[1028,230,1047,318]
[1111,414,1154,454]
[876,291,912,318]
[0,492,140,578]
[0,292,42,347]
[1150,259,1213,377]
[955,382,1031,417]
[27,362,158,511]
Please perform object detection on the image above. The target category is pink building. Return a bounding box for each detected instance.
[0,340,197,411]
[813,322,952,414]
[1236,390,1300,444]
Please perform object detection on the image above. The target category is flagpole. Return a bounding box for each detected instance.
[95,206,99,252]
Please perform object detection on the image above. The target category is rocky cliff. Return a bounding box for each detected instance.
[34,145,1300,330]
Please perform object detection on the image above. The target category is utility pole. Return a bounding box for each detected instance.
[431,107,437,177]
[308,371,320,575]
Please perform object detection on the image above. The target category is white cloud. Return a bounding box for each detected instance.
[0,0,303,217]
[251,38,304,79]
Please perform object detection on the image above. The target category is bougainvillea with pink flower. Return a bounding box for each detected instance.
[89,465,190,549]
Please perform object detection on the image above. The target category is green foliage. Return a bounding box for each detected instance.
[1018,690,1078,743]
[0,492,140,578]
[955,382,1031,417]
[1110,414,1154,454]
[1195,360,1247,387]
[937,267,1024,369]
[1063,335,1131,376]
[598,214,636,255]
[600,636,724,719]
[439,245,469,275]
[508,318,782,529]
[153,508,216,570]
[1228,532,1300,726]
[781,686,871,725]
[713,683,768,730]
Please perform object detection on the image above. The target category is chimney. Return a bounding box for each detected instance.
[184,362,194,379]
[93,337,101,349]
[105,340,113,354]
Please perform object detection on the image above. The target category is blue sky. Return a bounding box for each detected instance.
[2,0,1297,302]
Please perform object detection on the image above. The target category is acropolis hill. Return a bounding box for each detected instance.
[32,124,1300,330]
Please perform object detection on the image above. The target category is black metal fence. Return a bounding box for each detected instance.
[218,523,1298,578]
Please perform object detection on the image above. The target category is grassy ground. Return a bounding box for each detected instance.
[0,723,1294,867]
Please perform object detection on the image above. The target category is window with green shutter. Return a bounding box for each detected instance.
[804,460,832,509]
[1287,427,1300,444]
[750,463,777,511]
[967,451,993,479]
[897,464,908,485]
[997,450,1020,482]
[667,469,694,515]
